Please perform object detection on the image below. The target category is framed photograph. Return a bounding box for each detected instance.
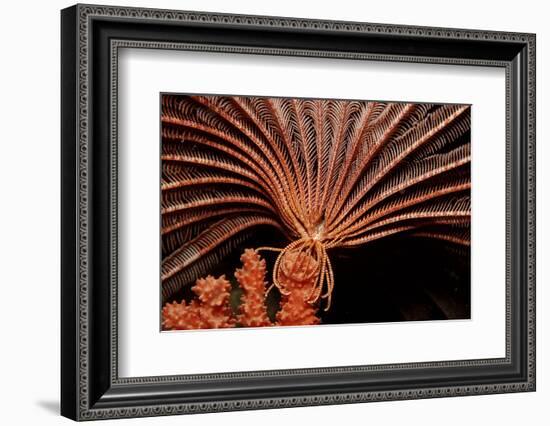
[61,4,536,421]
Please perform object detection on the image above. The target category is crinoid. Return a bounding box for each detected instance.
[161,94,470,312]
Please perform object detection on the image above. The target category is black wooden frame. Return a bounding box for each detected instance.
[61,4,536,421]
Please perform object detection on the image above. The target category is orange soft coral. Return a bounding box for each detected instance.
[162,300,202,330]
[162,249,321,330]
[235,249,271,327]
[162,275,234,330]
[275,250,321,326]
[193,275,235,328]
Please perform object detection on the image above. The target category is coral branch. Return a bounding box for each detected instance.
[162,300,202,330]
[235,249,272,327]
[193,275,236,328]
[162,275,234,330]
[275,251,321,326]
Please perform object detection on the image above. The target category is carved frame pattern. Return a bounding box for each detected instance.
[61,4,536,420]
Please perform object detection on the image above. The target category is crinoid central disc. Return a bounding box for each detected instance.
[270,238,335,311]
[280,249,318,283]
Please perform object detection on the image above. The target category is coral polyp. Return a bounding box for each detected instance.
[161,95,470,313]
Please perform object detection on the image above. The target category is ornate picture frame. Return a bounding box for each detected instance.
[61,4,535,420]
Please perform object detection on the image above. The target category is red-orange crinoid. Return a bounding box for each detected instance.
[161,95,470,312]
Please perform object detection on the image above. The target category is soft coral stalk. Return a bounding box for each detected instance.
[275,251,321,326]
[235,249,272,327]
